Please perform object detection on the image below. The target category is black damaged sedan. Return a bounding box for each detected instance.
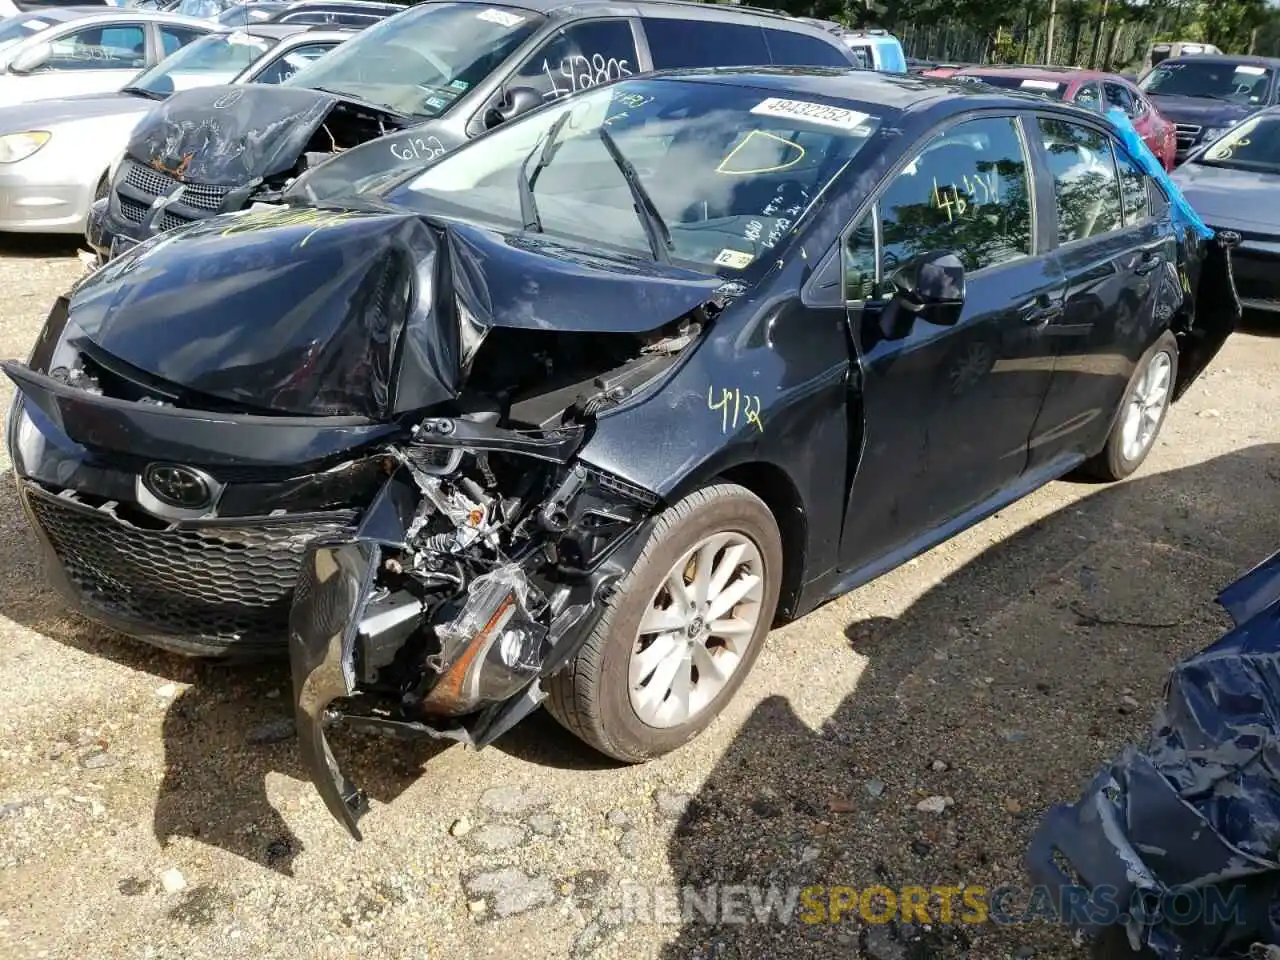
[5,69,1238,837]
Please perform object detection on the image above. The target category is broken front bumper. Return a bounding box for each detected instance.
[288,465,645,839]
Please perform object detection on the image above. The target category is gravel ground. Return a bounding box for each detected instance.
[0,235,1276,960]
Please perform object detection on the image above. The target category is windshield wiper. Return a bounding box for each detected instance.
[121,85,163,100]
[517,109,570,233]
[597,125,672,264]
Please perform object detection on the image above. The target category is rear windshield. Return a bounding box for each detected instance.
[283,2,545,119]
[967,74,1067,100]
[1140,60,1274,105]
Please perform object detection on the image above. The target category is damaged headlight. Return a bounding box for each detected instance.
[0,131,50,164]
[419,563,549,716]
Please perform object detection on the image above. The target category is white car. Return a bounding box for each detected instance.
[0,7,213,106]
[0,24,352,232]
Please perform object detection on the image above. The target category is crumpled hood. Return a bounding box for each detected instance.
[126,84,376,188]
[1147,94,1256,129]
[1173,162,1280,232]
[62,205,724,419]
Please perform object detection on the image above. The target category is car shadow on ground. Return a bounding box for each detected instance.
[645,444,1279,960]
[0,473,455,876]
[0,234,80,260]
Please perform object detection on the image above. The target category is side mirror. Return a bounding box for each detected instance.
[9,41,52,75]
[889,251,966,326]
[483,86,542,129]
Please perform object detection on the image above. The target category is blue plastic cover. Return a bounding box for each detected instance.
[1107,106,1214,240]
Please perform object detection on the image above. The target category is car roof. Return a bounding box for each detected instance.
[959,64,1139,85]
[1158,53,1280,67]
[423,0,810,26]
[223,21,355,39]
[652,65,1067,118]
[19,6,213,24]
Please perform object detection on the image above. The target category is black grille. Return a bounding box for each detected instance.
[122,159,231,212]
[119,196,147,224]
[1230,247,1280,304]
[22,482,357,649]
[1174,123,1201,153]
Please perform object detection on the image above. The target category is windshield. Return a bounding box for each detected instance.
[1196,112,1280,173]
[283,2,544,119]
[384,78,883,279]
[1139,60,1273,104]
[0,14,57,56]
[968,74,1067,100]
[128,30,274,93]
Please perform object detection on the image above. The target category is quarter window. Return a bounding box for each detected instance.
[1103,81,1138,117]
[47,24,146,70]
[642,17,769,69]
[1113,147,1148,224]
[876,116,1033,277]
[761,28,850,68]
[1038,118,1124,243]
[510,20,637,103]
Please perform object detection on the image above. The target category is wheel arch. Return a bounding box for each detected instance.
[663,457,809,622]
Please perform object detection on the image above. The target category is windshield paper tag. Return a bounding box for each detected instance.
[1020,79,1060,90]
[477,8,525,26]
[715,249,754,269]
[1236,65,1266,75]
[750,97,870,130]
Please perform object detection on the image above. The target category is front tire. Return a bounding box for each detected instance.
[1082,330,1178,482]
[545,483,783,762]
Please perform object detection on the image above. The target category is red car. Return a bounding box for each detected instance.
[947,65,1178,169]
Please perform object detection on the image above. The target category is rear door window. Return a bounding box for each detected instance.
[159,25,206,58]
[641,17,769,69]
[760,28,849,68]
[1038,117,1124,243]
[253,41,338,83]
[509,19,637,102]
[1103,80,1138,117]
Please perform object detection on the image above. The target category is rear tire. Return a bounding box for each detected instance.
[545,483,783,763]
[1081,330,1177,482]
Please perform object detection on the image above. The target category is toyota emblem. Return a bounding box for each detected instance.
[143,464,215,510]
[212,88,245,109]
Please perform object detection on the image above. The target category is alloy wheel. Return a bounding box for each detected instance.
[628,532,765,728]
[1121,350,1173,462]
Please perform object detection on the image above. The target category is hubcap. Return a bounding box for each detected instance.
[1121,350,1172,463]
[628,531,765,729]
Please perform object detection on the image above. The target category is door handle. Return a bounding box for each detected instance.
[1134,251,1163,276]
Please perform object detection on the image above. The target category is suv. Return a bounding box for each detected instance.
[1138,54,1280,163]
[87,0,858,261]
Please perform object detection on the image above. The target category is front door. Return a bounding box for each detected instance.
[27,22,149,100]
[1025,116,1176,471]
[837,114,1065,573]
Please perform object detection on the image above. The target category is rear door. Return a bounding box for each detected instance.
[836,112,1066,570]
[1025,114,1177,471]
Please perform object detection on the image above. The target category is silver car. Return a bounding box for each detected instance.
[0,7,214,107]
[0,24,351,232]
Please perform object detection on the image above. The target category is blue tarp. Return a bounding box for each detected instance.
[1107,107,1214,241]
[1027,549,1280,958]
